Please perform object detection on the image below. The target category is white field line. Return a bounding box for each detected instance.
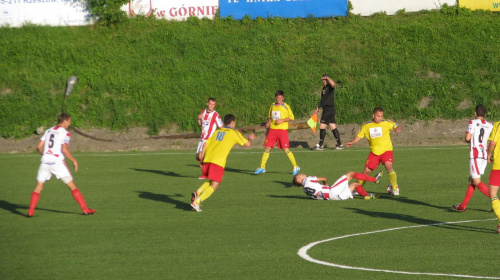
[298,218,500,279]
[0,146,467,158]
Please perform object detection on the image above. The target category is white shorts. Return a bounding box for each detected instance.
[470,158,487,179]
[196,140,206,154]
[328,175,354,200]
[36,161,73,184]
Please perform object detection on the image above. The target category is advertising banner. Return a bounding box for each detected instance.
[0,0,90,27]
[219,0,348,20]
[459,0,500,11]
[121,0,219,21]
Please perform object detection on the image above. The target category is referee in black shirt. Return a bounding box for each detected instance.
[313,74,343,150]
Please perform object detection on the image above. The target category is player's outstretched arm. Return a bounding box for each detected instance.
[244,133,256,147]
[394,125,403,133]
[346,136,361,148]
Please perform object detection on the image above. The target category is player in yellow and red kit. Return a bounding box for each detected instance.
[487,120,500,233]
[346,107,403,196]
[191,114,255,212]
[254,90,300,175]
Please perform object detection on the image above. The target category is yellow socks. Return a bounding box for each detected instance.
[260,150,270,169]
[492,197,500,222]
[388,170,398,190]
[197,186,215,204]
[196,182,211,195]
[284,149,298,167]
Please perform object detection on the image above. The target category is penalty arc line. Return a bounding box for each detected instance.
[298,218,500,279]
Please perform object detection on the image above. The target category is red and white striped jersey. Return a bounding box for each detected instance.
[40,126,71,163]
[200,109,223,140]
[467,119,493,159]
[302,176,329,200]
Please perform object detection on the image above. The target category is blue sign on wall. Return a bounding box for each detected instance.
[219,0,348,20]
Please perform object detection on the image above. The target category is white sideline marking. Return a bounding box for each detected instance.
[298,218,500,279]
[0,146,466,158]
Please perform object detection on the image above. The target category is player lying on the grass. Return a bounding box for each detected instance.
[27,113,95,217]
[191,114,255,212]
[292,170,383,200]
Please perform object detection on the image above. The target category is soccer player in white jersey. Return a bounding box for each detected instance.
[453,105,493,212]
[292,170,383,200]
[196,98,224,176]
[27,113,95,217]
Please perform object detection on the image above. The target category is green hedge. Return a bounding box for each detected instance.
[0,6,499,138]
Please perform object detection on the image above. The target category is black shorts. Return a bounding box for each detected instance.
[320,107,336,124]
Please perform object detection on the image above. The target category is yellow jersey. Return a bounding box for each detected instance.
[203,127,248,168]
[357,119,399,155]
[489,121,500,170]
[268,102,294,130]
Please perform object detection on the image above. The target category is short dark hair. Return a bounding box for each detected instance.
[292,175,302,187]
[475,105,487,117]
[275,90,285,97]
[223,114,235,126]
[208,97,216,102]
[58,113,71,124]
[373,107,384,114]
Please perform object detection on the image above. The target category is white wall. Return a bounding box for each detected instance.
[350,0,457,16]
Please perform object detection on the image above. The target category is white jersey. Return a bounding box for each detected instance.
[302,176,329,200]
[40,126,71,164]
[199,109,223,141]
[467,119,493,159]
[302,175,353,200]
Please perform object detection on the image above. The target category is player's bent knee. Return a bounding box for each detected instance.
[61,176,73,184]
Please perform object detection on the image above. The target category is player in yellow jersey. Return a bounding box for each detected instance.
[254,90,300,175]
[345,107,403,196]
[190,114,255,212]
[487,121,500,233]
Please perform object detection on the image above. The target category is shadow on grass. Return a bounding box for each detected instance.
[378,195,492,213]
[135,191,191,211]
[0,200,78,217]
[131,168,191,178]
[267,194,311,200]
[344,207,493,234]
[273,180,294,188]
[187,165,253,175]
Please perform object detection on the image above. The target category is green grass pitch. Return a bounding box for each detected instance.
[1,146,499,280]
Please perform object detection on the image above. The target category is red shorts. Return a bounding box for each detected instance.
[489,169,500,186]
[264,129,289,149]
[365,151,394,170]
[201,163,224,183]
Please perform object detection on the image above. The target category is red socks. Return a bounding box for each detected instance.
[71,188,90,213]
[461,183,490,208]
[355,185,369,197]
[460,184,475,207]
[28,192,40,216]
[476,182,490,197]
[353,172,375,183]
